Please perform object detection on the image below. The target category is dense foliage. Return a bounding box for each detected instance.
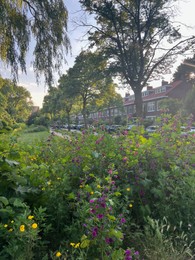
[0,114,194,259]
[0,77,33,132]
[0,0,70,85]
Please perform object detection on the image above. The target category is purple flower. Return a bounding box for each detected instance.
[89,199,95,203]
[125,256,132,260]
[92,227,98,238]
[105,237,113,244]
[134,251,139,255]
[101,202,106,208]
[90,208,96,214]
[125,249,131,256]
[120,218,126,224]
[97,214,104,219]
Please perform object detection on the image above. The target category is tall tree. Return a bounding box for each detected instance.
[0,77,32,124]
[58,75,78,130]
[42,87,60,118]
[79,0,195,117]
[59,50,113,127]
[0,0,70,85]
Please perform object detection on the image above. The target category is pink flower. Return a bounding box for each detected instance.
[108,169,113,174]
[123,130,128,135]
[123,157,128,162]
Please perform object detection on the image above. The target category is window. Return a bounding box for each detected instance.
[154,86,167,94]
[157,100,161,111]
[142,91,149,97]
[147,102,155,112]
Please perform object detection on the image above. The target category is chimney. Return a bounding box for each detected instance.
[161,80,168,86]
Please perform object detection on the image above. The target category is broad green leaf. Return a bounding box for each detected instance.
[0,196,9,206]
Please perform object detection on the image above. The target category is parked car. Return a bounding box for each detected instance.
[145,125,159,133]
[105,125,121,133]
[126,124,137,131]
[76,124,85,130]
[190,127,195,133]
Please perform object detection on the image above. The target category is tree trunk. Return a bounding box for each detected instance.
[67,112,71,131]
[82,100,88,128]
[134,89,143,118]
[108,108,111,124]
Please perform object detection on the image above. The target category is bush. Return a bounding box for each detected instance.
[0,114,194,259]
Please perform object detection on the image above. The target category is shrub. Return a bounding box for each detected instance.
[0,114,194,259]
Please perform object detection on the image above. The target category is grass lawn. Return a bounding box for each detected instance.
[17,131,50,144]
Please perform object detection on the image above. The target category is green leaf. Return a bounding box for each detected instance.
[5,158,19,166]
[0,196,9,206]
[81,234,88,241]
[107,214,116,221]
[109,229,123,239]
[80,239,90,248]
[12,198,25,208]
[111,248,125,260]
[67,192,75,199]
[114,191,121,196]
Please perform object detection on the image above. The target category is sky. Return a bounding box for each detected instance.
[0,0,195,108]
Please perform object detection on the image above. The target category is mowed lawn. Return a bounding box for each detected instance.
[17,131,50,144]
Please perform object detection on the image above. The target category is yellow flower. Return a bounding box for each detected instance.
[126,187,131,192]
[20,225,25,232]
[75,243,80,248]
[31,223,38,229]
[8,228,13,232]
[70,242,75,247]
[11,220,14,223]
[79,185,83,188]
[90,191,94,195]
[97,185,101,189]
[129,203,133,208]
[4,224,8,228]
[28,215,34,220]
[56,251,62,257]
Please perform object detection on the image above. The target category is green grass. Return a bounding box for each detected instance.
[17,131,50,144]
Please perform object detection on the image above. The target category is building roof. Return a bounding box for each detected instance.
[124,80,183,105]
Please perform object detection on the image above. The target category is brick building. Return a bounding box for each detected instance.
[88,80,191,122]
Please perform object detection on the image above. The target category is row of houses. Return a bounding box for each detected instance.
[87,80,191,122]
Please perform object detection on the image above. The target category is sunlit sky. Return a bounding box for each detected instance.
[0,0,195,108]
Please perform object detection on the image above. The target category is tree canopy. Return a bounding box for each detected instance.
[0,0,70,86]
[79,0,195,117]
[59,50,115,127]
[173,55,195,83]
[0,76,33,128]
